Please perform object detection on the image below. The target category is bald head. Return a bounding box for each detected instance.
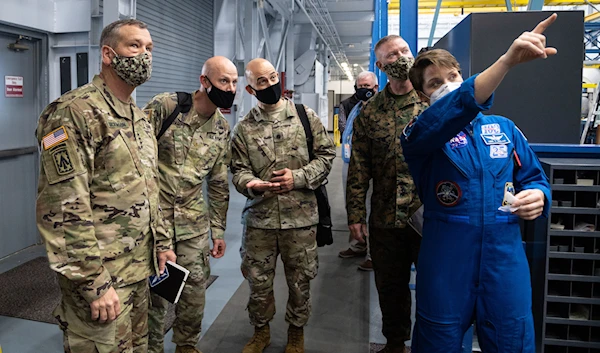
[245,58,278,90]
[202,56,237,77]
[200,56,238,93]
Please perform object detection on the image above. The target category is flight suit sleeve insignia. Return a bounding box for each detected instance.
[402,117,418,139]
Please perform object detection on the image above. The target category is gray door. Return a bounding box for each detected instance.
[136,0,214,106]
[0,32,42,258]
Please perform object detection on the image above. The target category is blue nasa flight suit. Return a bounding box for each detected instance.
[400,75,551,353]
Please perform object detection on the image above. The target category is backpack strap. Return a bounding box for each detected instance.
[157,92,193,140]
[295,104,315,161]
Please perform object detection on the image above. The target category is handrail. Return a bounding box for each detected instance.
[0,146,38,159]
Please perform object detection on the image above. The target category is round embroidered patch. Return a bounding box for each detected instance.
[436,181,462,207]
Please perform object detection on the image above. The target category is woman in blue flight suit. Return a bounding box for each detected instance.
[401,14,557,353]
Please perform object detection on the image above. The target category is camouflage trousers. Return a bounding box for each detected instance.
[56,277,149,353]
[148,232,211,352]
[369,225,421,346]
[241,225,318,328]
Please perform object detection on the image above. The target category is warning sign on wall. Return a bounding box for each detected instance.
[5,76,24,98]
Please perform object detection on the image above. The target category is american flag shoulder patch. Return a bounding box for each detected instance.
[43,126,69,150]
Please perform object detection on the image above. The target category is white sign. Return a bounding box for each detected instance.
[5,76,24,98]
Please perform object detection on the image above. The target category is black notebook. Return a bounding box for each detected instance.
[149,261,190,304]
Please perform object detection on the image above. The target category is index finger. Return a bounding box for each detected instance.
[532,13,557,34]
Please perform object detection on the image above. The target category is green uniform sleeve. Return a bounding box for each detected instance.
[230,123,261,198]
[207,123,231,240]
[36,104,113,303]
[143,93,174,252]
[154,207,174,252]
[292,106,336,190]
[345,108,371,225]
[143,93,177,137]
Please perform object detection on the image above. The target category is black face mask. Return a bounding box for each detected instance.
[356,87,375,101]
[205,77,236,108]
[252,81,282,105]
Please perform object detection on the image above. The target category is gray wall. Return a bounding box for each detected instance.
[136,0,214,106]
[0,28,47,258]
[435,11,584,144]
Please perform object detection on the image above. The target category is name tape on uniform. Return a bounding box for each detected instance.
[480,133,510,145]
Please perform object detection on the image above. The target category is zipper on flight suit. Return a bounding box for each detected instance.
[471,122,485,291]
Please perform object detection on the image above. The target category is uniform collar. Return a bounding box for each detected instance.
[249,98,294,123]
[199,108,225,133]
[181,91,225,133]
[92,75,137,120]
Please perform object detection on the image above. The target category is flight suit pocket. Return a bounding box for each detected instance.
[478,317,527,353]
[491,150,514,179]
[104,130,141,191]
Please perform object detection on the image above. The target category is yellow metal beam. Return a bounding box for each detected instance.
[389,0,600,10]
[585,12,600,21]
[390,8,508,15]
[583,83,598,88]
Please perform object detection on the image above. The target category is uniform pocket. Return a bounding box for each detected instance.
[55,297,118,346]
[302,240,319,279]
[249,137,276,174]
[104,130,141,191]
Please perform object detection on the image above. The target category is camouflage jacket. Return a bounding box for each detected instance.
[346,84,427,228]
[35,75,172,304]
[144,92,230,242]
[230,99,336,229]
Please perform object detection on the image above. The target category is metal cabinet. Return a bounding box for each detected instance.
[539,158,600,353]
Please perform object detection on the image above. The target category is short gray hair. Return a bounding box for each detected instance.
[100,19,148,48]
[356,71,378,85]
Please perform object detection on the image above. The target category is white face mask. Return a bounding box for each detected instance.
[429,81,462,105]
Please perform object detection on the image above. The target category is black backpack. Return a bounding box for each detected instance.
[157,92,194,140]
[295,104,333,247]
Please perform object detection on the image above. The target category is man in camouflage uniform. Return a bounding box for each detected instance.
[230,58,335,353]
[346,35,427,353]
[144,56,235,353]
[35,19,175,353]
[338,71,379,271]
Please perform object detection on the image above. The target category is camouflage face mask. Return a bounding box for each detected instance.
[109,48,152,87]
[381,56,414,81]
